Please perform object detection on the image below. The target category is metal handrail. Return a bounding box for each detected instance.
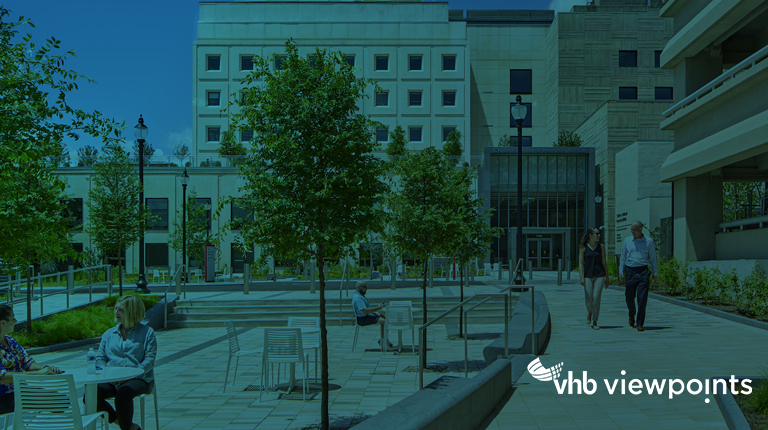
[164,265,185,330]
[0,265,112,296]
[509,258,523,286]
[417,285,517,389]
[463,296,493,378]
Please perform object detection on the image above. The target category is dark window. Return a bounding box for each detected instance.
[510,70,533,94]
[375,55,388,71]
[443,55,456,71]
[275,56,287,70]
[409,127,422,142]
[442,91,456,106]
[619,87,638,100]
[376,127,388,142]
[56,242,83,271]
[655,50,662,68]
[309,55,317,67]
[241,129,253,141]
[619,51,637,67]
[241,55,253,71]
[655,87,673,100]
[207,55,220,71]
[196,198,212,230]
[207,127,220,142]
[509,102,533,127]
[65,198,83,231]
[345,55,355,67]
[442,127,456,142]
[240,90,246,104]
[409,55,422,71]
[207,91,220,107]
[504,136,532,147]
[231,243,254,274]
[146,243,169,267]
[375,91,389,107]
[409,91,422,107]
[230,200,253,230]
[146,198,169,230]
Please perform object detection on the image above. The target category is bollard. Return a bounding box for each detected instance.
[557,259,563,286]
[105,265,112,296]
[528,259,533,281]
[310,260,316,293]
[243,263,250,295]
[566,257,571,280]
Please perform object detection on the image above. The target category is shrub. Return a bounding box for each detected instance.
[739,266,768,317]
[747,368,768,415]
[657,258,686,295]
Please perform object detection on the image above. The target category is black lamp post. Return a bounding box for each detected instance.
[511,95,528,285]
[180,169,189,282]
[134,115,150,293]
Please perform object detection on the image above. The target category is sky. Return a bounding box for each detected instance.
[4,0,582,159]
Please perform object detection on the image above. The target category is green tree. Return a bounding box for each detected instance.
[173,142,190,167]
[87,144,153,296]
[497,134,511,147]
[552,130,583,147]
[723,182,764,222]
[442,130,463,158]
[229,40,386,429]
[385,125,407,158]
[169,189,221,273]
[217,127,246,166]
[76,145,99,167]
[132,141,155,166]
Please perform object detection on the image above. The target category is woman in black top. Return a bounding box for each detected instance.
[579,228,609,330]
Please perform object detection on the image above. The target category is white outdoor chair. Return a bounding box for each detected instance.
[191,268,202,283]
[351,309,383,352]
[383,304,415,356]
[1,412,10,429]
[12,373,107,430]
[261,328,309,401]
[216,266,230,282]
[139,383,160,430]
[287,317,319,382]
[224,321,263,393]
[483,263,492,277]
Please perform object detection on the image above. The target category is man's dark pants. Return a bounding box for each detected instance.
[624,268,650,326]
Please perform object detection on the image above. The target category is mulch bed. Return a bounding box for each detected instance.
[649,289,768,323]
[734,389,768,430]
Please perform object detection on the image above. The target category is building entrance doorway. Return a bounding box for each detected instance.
[527,238,552,270]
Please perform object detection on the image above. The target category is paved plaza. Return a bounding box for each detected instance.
[15,271,768,429]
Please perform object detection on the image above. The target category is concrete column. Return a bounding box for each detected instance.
[673,176,723,262]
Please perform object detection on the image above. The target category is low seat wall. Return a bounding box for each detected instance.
[483,290,551,365]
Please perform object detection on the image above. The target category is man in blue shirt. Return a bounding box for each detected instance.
[352,281,392,348]
[619,221,658,332]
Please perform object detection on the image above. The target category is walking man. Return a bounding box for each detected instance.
[618,221,658,332]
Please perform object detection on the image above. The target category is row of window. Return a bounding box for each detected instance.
[618,87,673,101]
[374,90,457,107]
[206,53,458,72]
[619,50,664,68]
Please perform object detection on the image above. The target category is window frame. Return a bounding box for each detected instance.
[241,129,253,142]
[618,50,638,68]
[409,126,423,142]
[374,55,389,71]
[206,55,221,71]
[618,87,638,100]
[409,55,423,71]
[145,198,169,230]
[375,91,389,107]
[206,91,221,107]
[207,127,221,142]
[408,91,423,107]
[510,69,533,95]
[442,91,456,107]
[240,55,254,71]
[442,127,456,142]
[655,87,673,100]
[375,127,389,143]
[275,55,287,70]
[442,55,456,71]
[344,55,355,67]
[230,200,253,230]
[655,50,662,68]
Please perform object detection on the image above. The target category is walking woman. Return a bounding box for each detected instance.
[579,228,610,330]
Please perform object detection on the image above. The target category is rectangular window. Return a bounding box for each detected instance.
[231,243,254,274]
[207,55,220,71]
[207,127,220,142]
[442,55,456,71]
[308,55,317,67]
[375,91,389,107]
[241,129,253,141]
[442,91,456,107]
[275,55,287,70]
[146,198,169,230]
[65,198,83,231]
[240,90,246,104]
[207,91,220,107]
[375,55,388,71]
[619,87,638,100]
[376,127,389,142]
[409,55,422,71]
[196,198,212,230]
[509,102,533,127]
[409,126,422,142]
[442,127,456,142]
[510,70,533,94]
[409,91,422,107]
[655,50,662,68]
[655,87,673,100]
[344,55,355,67]
[145,243,169,267]
[619,51,637,67]
[230,200,253,230]
[241,55,253,71]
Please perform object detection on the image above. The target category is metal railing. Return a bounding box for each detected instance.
[1,265,111,305]
[719,214,768,231]
[509,258,523,286]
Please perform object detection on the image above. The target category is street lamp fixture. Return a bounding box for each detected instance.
[179,169,190,283]
[134,115,150,293]
[510,95,528,285]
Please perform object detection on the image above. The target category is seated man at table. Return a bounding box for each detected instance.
[352,281,392,348]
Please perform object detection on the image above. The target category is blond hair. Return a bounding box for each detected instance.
[116,295,146,328]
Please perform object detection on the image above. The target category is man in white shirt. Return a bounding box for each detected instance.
[352,281,392,348]
[618,221,658,332]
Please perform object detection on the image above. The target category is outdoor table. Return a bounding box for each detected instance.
[261,327,319,395]
[70,366,144,430]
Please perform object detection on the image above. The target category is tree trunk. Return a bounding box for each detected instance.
[317,252,329,430]
[421,259,428,369]
[459,260,464,338]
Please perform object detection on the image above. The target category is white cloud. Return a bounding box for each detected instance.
[548,0,583,14]
[165,128,193,153]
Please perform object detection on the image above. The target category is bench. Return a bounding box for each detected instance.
[483,289,551,365]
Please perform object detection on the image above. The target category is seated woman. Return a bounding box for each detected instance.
[94,295,157,430]
[0,304,63,414]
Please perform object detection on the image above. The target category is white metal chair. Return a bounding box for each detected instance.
[216,266,230,282]
[287,317,319,382]
[483,263,492,277]
[12,373,107,430]
[383,304,415,356]
[151,269,161,283]
[351,309,381,352]
[224,321,263,392]
[261,328,309,401]
[191,268,202,283]
[139,383,160,430]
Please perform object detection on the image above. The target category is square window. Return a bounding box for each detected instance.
[146,243,169,267]
[345,55,355,67]
[207,127,221,142]
[655,50,662,68]
[442,55,456,71]
[241,55,253,71]
[655,87,673,100]
[146,198,169,230]
[619,87,638,100]
[275,55,287,70]
[409,127,422,142]
[619,51,637,67]
[509,102,533,127]
[409,91,422,107]
[241,129,253,141]
[375,127,389,142]
[510,70,533,94]
[442,91,456,107]
[207,55,220,71]
[207,91,220,107]
[375,91,389,107]
[442,127,456,142]
[375,55,388,71]
[409,55,422,71]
